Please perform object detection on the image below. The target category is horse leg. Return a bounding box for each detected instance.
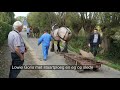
[34,33,35,38]
[35,33,37,38]
[62,41,68,53]
[33,33,34,38]
[36,33,38,38]
[32,33,33,38]
[50,40,55,52]
[57,40,61,52]
[34,33,36,38]
[38,33,39,38]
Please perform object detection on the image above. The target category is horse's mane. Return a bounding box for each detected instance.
[52,24,59,31]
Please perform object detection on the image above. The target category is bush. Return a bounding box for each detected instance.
[68,35,89,53]
[0,22,12,46]
[105,27,120,59]
[107,40,120,59]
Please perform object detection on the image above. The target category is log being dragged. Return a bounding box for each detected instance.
[79,49,95,60]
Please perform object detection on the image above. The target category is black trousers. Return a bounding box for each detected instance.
[90,44,99,56]
[9,53,24,78]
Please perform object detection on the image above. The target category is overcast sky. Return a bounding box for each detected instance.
[14,12,30,18]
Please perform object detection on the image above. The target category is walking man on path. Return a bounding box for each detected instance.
[8,21,27,78]
[38,29,52,61]
[88,29,101,56]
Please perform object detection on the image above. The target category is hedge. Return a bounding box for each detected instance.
[0,22,12,46]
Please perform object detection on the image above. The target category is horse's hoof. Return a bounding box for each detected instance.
[61,51,68,53]
[50,50,54,52]
[61,50,65,52]
[59,52,64,56]
[66,51,68,53]
[55,50,59,53]
[50,49,54,52]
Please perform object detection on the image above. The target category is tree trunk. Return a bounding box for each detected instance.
[101,36,110,53]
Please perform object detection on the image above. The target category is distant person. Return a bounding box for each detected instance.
[26,27,30,38]
[38,29,52,61]
[29,26,33,38]
[8,21,27,78]
[88,29,101,56]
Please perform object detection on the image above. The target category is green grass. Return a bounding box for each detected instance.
[95,56,120,71]
[108,63,120,71]
[68,45,79,53]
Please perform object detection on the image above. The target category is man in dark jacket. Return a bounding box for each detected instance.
[88,29,101,56]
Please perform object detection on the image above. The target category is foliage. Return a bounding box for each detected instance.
[15,16,26,22]
[0,12,14,46]
[65,12,82,36]
[0,22,12,46]
[68,36,89,53]
[27,12,57,33]
[105,27,120,59]
[0,12,15,25]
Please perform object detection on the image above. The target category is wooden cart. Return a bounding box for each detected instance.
[64,53,102,72]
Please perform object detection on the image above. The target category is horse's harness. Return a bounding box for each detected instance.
[58,27,69,42]
[51,27,70,42]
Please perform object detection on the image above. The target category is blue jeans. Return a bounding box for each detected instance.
[42,45,49,60]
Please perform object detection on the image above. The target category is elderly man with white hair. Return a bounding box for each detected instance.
[8,21,27,78]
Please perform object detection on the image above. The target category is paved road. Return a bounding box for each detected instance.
[20,31,120,78]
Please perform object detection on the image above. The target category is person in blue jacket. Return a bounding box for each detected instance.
[38,29,52,61]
